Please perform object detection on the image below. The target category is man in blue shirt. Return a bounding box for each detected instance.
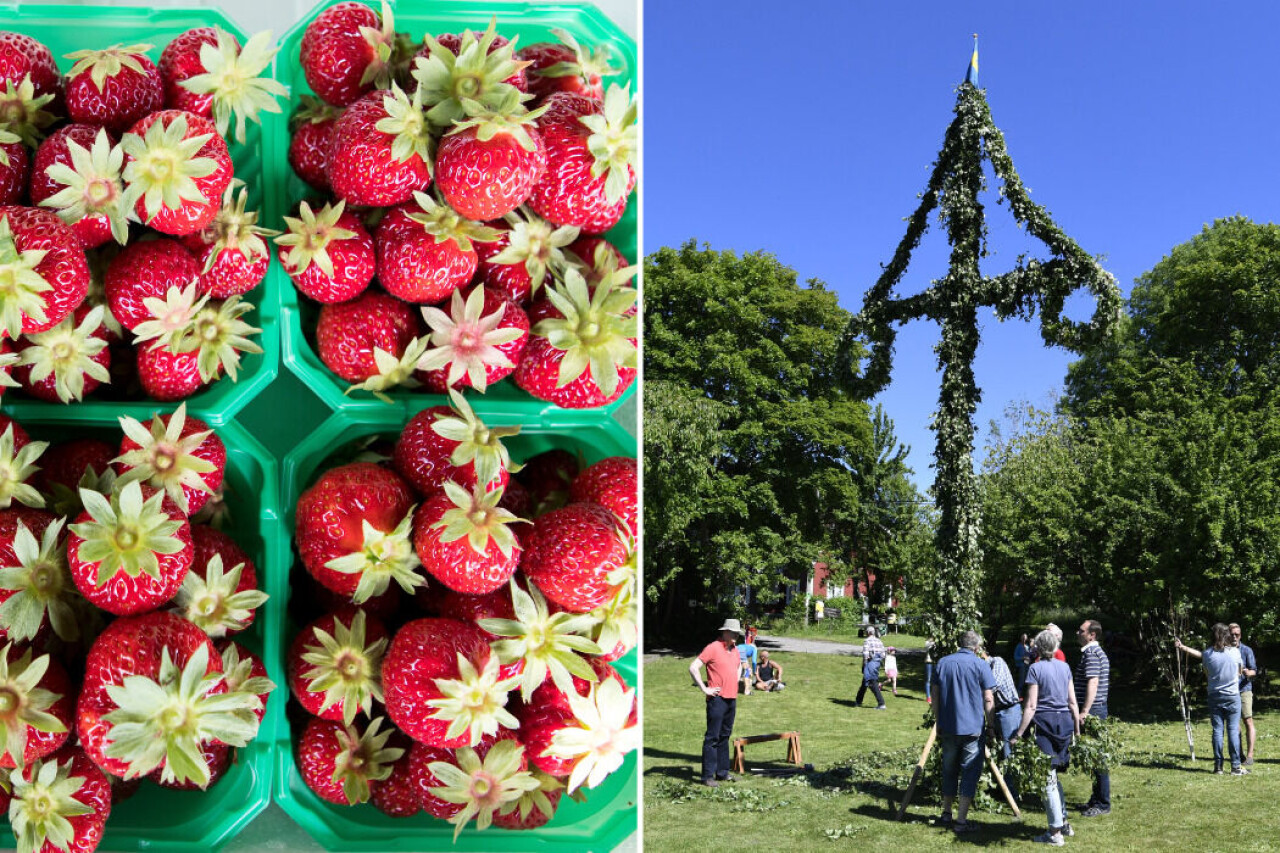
[1231,623,1258,766]
[930,631,995,835]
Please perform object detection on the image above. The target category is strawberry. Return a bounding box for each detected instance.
[370,748,422,817]
[520,29,620,104]
[287,608,387,725]
[314,577,404,624]
[173,525,266,639]
[584,579,638,662]
[150,741,231,791]
[314,289,423,389]
[121,109,232,236]
[0,511,75,644]
[427,30,530,93]
[299,1,401,107]
[519,502,629,613]
[0,206,91,341]
[63,44,163,133]
[0,643,73,768]
[327,84,433,207]
[76,610,262,786]
[0,124,28,204]
[0,422,48,511]
[411,22,529,128]
[374,192,500,304]
[570,456,637,536]
[491,769,564,830]
[0,73,56,150]
[567,233,637,289]
[382,617,518,747]
[105,238,201,332]
[416,285,530,393]
[161,28,286,144]
[408,732,539,839]
[528,85,636,234]
[475,210,579,305]
[33,439,114,501]
[435,90,548,221]
[392,391,519,495]
[113,404,224,515]
[30,125,130,249]
[67,480,193,616]
[412,481,522,596]
[135,292,262,401]
[297,715,403,805]
[436,585,516,637]
[185,183,276,298]
[0,32,62,107]
[218,640,274,724]
[287,96,342,192]
[515,448,579,516]
[6,746,112,853]
[514,270,637,408]
[13,304,112,403]
[295,461,423,603]
[480,579,602,701]
[275,200,374,304]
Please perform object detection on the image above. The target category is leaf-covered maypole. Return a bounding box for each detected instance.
[841,39,1122,642]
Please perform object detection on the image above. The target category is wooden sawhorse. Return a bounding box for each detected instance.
[732,731,803,774]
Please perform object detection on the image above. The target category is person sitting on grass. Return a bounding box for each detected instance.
[754,651,785,692]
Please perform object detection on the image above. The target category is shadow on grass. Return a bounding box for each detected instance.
[1120,753,1208,773]
[830,698,859,709]
[843,802,1032,843]
[644,746,701,764]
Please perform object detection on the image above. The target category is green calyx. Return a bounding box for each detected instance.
[84,250,125,340]
[406,191,503,252]
[8,757,95,853]
[412,18,530,128]
[427,652,520,747]
[323,509,424,603]
[0,348,16,390]
[121,113,218,224]
[429,739,539,840]
[537,29,620,83]
[178,294,264,383]
[356,1,401,90]
[547,676,638,793]
[427,389,521,484]
[275,200,357,278]
[102,644,261,786]
[0,644,67,766]
[585,578,637,659]
[446,88,547,152]
[432,480,522,559]
[179,28,286,145]
[0,214,54,342]
[39,128,131,245]
[373,83,435,171]
[113,403,216,515]
[15,305,111,403]
[0,126,19,167]
[0,425,48,511]
[289,94,343,132]
[479,579,601,702]
[69,479,185,585]
[132,282,211,354]
[489,208,580,297]
[0,75,56,147]
[199,181,278,273]
[299,609,386,725]
[496,768,563,826]
[348,336,430,403]
[532,269,637,398]
[173,554,267,639]
[65,43,153,91]
[581,83,637,204]
[46,465,116,524]
[565,239,637,290]
[417,289,526,392]
[219,643,274,714]
[330,715,403,805]
[0,519,79,643]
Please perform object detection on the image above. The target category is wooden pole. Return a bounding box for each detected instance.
[1175,643,1196,760]
[984,743,1021,817]
[896,724,937,820]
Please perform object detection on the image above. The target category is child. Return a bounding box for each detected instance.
[884,647,899,696]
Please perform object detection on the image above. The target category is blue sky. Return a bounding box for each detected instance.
[643,1,1280,487]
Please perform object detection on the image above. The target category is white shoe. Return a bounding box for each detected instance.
[1034,831,1065,846]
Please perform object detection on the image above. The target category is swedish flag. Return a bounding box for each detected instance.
[964,36,978,86]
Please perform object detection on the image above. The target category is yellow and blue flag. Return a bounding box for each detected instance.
[964,36,978,86]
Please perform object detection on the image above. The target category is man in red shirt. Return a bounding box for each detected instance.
[689,618,744,787]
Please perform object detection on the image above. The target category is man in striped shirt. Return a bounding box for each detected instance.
[855,626,887,709]
[1076,620,1111,817]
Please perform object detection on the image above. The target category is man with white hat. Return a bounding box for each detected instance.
[690,617,744,786]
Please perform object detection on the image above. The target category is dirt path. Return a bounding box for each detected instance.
[645,634,927,663]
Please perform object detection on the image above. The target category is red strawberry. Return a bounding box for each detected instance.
[405,731,538,839]
[135,293,262,401]
[76,610,262,786]
[105,237,202,332]
[514,271,637,408]
[121,109,232,235]
[520,502,629,613]
[113,404,225,515]
[13,303,112,403]
[528,85,636,234]
[520,30,619,103]
[150,741,231,791]
[275,200,375,304]
[287,97,342,192]
[32,438,114,512]
[370,748,422,817]
[0,32,61,105]
[392,393,518,495]
[7,746,112,853]
[315,289,422,386]
[0,206,90,340]
[413,482,522,596]
[492,769,564,830]
[0,643,73,768]
[173,525,266,639]
[515,448,579,516]
[416,285,530,392]
[567,233,636,289]
[435,92,547,221]
[436,586,516,636]
[382,617,518,748]
[295,462,423,603]
[411,23,529,128]
[185,184,276,298]
[0,124,28,204]
[288,608,388,725]
[30,125,130,249]
[475,211,579,305]
[570,456,637,536]
[298,715,404,805]
[0,74,57,152]
[299,1,400,107]
[375,193,500,304]
[67,481,193,616]
[327,84,433,207]
[218,640,274,724]
[428,30,530,93]
[159,28,285,144]
[135,342,203,402]
[63,44,164,133]
[314,578,403,623]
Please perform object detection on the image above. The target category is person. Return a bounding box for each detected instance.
[978,646,1022,800]
[1175,624,1246,775]
[755,650,785,692]
[1075,619,1111,817]
[924,638,936,705]
[885,646,899,696]
[855,626,886,709]
[1044,623,1067,662]
[814,598,825,622]
[931,630,995,835]
[1011,629,1080,846]
[737,633,759,696]
[689,618,744,787]
[1230,623,1258,766]
[1014,633,1031,686]
[745,624,758,646]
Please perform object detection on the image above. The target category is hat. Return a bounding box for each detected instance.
[719,618,743,635]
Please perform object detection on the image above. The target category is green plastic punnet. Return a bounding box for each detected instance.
[0,4,281,427]
[0,409,282,852]
[278,407,637,851]
[267,0,636,425]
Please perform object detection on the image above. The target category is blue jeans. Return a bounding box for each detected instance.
[995,705,1022,759]
[940,733,982,798]
[702,696,736,781]
[1088,705,1110,808]
[925,662,933,699]
[1045,768,1067,830]
[856,659,884,706]
[1209,693,1242,769]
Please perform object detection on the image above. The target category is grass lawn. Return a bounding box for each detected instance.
[644,648,1278,850]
